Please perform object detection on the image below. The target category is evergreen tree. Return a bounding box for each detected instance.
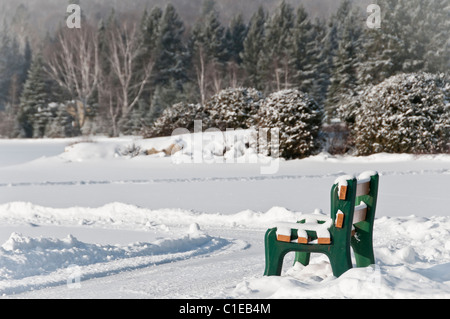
[152,4,187,109]
[189,0,227,105]
[357,0,411,86]
[139,6,162,60]
[0,27,27,110]
[240,6,266,91]
[422,0,450,74]
[17,54,51,138]
[307,19,329,107]
[356,0,450,86]
[154,4,186,87]
[291,5,322,95]
[137,6,162,92]
[225,13,248,65]
[325,1,363,120]
[260,0,296,92]
[196,7,226,63]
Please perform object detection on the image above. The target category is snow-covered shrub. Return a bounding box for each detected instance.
[350,73,450,155]
[258,89,323,159]
[143,102,204,138]
[119,143,143,158]
[202,87,264,130]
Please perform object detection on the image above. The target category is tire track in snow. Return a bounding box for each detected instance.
[0,169,447,188]
[0,234,249,296]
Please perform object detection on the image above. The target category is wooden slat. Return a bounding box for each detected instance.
[356,181,370,197]
[318,238,331,245]
[335,211,344,228]
[277,234,291,242]
[339,185,347,200]
[298,237,308,244]
[353,202,368,224]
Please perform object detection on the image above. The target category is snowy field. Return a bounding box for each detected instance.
[0,135,449,299]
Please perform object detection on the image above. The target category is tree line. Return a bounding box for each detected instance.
[0,0,448,143]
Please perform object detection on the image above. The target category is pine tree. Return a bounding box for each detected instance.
[137,6,162,89]
[357,0,412,86]
[260,0,296,93]
[189,0,227,105]
[18,54,51,138]
[325,1,363,120]
[240,6,266,91]
[0,27,27,111]
[422,0,450,74]
[291,5,322,96]
[307,19,329,107]
[154,4,187,88]
[225,13,248,65]
[140,4,188,120]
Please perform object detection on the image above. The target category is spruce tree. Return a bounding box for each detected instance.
[357,0,410,86]
[138,6,163,89]
[189,0,227,105]
[154,4,187,88]
[149,4,188,114]
[260,0,295,93]
[225,13,248,65]
[307,18,329,107]
[240,6,266,91]
[291,5,320,95]
[18,54,51,138]
[423,0,450,74]
[325,1,363,121]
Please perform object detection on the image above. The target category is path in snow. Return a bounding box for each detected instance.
[4,228,261,299]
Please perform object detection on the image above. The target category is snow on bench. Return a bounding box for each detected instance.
[335,171,377,200]
[275,171,376,245]
[265,171,379,277]
[275,211,333,245]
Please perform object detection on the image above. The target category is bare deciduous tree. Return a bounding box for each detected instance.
[104,21,154,136]
[46,27,99,131]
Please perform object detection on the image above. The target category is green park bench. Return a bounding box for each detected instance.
[264,171,379,278]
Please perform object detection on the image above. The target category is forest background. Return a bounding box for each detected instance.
[0,0,448,158]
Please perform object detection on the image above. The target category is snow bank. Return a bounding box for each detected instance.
[231,214,450,299]
[0,225,222,281]
[0,224,234,295]
[305,152,450,163]
[0,202,303,231]
[58,131,269,164]
[2,201,450,298]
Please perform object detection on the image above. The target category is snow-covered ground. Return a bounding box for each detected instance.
[0,135,449,299]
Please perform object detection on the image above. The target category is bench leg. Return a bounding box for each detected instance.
[328,246,353,277]
[294,252,310,267]
[264,228,285,276]
[351,230,375,267]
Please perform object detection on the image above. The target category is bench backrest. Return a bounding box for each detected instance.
[329,171,379,246]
